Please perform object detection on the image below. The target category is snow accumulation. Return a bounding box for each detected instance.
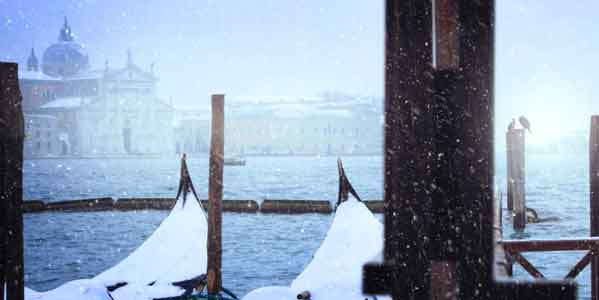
[24,198,207,300]
[243,198,389,300]
[94,198,208,285]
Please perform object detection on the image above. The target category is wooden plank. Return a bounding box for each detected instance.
[590,115,599,300]
[207,94,224,295]
[379,0,434,298]
[451,1,495,298]
[0,62,25,300]
[510,251,545,279]
[430,2,461,298]
[259,200,332,214]
[435,0,459,69]
[565,251,592,279]
[502,237,599,252]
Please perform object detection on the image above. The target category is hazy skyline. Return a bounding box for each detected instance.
[2,1,599,144]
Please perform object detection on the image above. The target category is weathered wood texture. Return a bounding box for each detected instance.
[45,197,114,211]
[508,129,526,230]
[590,115,599,300]
[370,0,434,297]
[259,200,332,214]
[366,1,575,299]
[435,0,459,69]
[506,131,513,211]
[0,62,25,300]
[494,193,511,278]
[502,237,599,252]
[207,94,224,295]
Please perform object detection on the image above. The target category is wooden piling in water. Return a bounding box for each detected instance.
[506,130,514,211]
[590,115,599,300]
[0,62,25,300]
[508,129,526,230]
[207,94,224,295]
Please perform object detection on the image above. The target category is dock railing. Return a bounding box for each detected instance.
[495,115,599,300]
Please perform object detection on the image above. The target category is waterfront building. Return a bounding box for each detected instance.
[174,96,383,156]
[20,17,382,157]
[20,17,174,157]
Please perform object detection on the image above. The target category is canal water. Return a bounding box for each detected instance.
[23,154,592,298]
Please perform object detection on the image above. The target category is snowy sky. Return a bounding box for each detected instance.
[2,0,599,144]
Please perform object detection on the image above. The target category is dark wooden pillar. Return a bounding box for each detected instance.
[376,0,434,298]
[207,94,224,295]
[590,115,599,300]
[364,1,575,299]
[0,62,25,300]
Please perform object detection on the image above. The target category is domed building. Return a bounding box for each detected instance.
[19,17,175,157]
[42,17,90,77]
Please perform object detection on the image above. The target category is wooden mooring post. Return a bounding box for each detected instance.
[0,62,25,300]
[207,94,224,296]
[590,115,599,300]
[364,1,576,299]
[507,128,526,230]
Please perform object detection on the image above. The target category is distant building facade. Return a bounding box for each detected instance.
[175,97,383,156]
[21,17,174,157]
[20,18,381,157]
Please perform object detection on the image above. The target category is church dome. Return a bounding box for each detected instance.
[42,17,90,77]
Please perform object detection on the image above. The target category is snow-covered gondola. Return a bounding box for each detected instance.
[242,159,389,300]
[25,155,238,300]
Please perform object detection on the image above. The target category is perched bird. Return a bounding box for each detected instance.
[518,116,532,133]
[507,118,515,131]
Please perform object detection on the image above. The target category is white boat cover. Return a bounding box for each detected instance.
[25,198,208,300]
[94,198,208,285]
[243,198,388,300]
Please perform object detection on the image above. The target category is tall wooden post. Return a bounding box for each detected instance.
[207,94,224,295]
[0,62,25,300]
[365,1,576,299]
[590,115,599,300]
[508,129,525,230]
[430,1,460,299]
[506,130,514,211]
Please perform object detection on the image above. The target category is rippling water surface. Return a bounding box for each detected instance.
[23,154,593,298]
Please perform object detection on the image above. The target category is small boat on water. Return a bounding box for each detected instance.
[25,155,238,300]
[223,156,246,166]
[242,159,389,300]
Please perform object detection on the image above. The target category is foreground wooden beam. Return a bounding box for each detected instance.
[207,94,224,295]
[591,115,599,300]
[0,62,25,300]
[502,237,599,252]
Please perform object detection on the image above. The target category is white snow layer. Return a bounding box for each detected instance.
[95,198,208,285]
[23,280,112,300]
[24,198,208,300]
[243,198,388,300]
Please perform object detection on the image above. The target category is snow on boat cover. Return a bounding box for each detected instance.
[243,198,389,300]
[24,197,208,300]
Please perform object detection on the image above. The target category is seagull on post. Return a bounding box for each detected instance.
[507,118,515,131]
[518,116,532,133]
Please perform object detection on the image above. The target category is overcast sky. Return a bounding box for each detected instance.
[2,0,599,144]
